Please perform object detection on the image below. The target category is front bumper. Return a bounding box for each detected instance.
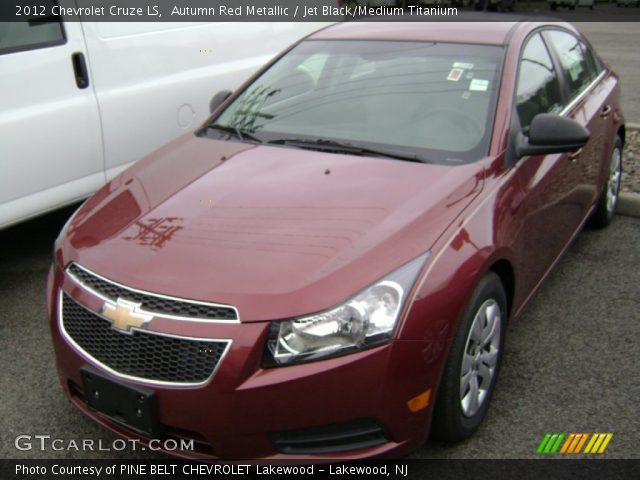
[47,264,441,460]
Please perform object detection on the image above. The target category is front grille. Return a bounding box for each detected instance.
[271,418,388,454]
[67,263,238,321]
[61,293,228,384]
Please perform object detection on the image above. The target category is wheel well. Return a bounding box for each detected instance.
[490,260,515,317]
[618,125,626,147]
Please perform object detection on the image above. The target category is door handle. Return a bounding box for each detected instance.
[568,148,583,162]
[600,104,612,118]
[71,52,89,89]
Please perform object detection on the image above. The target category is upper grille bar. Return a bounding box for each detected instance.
[66,263,239,322]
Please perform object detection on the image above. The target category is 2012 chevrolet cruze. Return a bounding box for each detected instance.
[48,20,624,460]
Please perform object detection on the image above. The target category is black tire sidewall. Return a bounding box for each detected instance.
[432,272,508,441]
[589,136,622,229]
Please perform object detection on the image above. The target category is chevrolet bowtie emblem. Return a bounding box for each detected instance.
[102,298,152,333]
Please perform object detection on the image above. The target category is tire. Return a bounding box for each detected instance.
[431,272,507,442]
[588,136,622,229]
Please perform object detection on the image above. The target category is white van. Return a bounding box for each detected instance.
[0,18,326,229]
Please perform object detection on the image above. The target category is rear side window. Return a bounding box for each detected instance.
[546,30,597,100]
[580,40,602,77]
[516,33,564,131]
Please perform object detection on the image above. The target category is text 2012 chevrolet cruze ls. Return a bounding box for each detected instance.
[48,21,624,459]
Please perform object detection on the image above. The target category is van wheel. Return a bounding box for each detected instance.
[431,272,507,442]
[589,136,622,229]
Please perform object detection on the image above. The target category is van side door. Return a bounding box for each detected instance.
[0,10,103,228]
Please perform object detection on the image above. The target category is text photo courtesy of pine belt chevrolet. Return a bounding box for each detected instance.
[48,20,624,460]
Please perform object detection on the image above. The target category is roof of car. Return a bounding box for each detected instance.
[310,16,568,46]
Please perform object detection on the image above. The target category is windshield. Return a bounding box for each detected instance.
[204,40,504,164]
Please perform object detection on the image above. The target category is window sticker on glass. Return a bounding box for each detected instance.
[567,58,584,82]
[469,79,489,91]
[447,68,464,81]
[453,62,474,70]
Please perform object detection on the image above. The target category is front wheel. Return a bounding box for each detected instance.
[589,136,622,229]
[431,272,507,442]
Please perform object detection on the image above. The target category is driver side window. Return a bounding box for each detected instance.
[516,33,564,132]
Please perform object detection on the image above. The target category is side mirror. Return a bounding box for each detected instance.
[516,113,590,159]
[209,90,232,113]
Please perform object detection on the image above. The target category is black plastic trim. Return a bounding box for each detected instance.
[271,418,388,454]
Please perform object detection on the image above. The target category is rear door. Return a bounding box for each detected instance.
[512,32,579,293]
[543,29,615,213]
[0,4,103,228]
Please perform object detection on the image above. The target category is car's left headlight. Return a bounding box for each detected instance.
[264,252,429,367]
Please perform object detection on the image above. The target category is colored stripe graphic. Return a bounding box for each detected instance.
[585,433,613,454]
[574,433,589,453]
[560,433,576,454]
[597,433,613,453]
[537,434,552,454]
[538,433,612,454]
[537,433,565,454]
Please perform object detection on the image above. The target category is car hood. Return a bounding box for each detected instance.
[62,134,484,321]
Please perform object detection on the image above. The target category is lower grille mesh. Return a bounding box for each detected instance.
[61,293,228,384]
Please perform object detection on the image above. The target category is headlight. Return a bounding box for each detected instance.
[264,252,429,366]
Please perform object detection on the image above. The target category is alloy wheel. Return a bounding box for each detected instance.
[606,146,622,216]
[459,299,502,418]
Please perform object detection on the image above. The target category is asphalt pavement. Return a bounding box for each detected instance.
[0,205,638,459]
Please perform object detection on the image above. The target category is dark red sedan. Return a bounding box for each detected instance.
[48,20,624,460]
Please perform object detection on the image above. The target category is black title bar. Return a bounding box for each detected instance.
[3,460,640,480]
[3,0,640,22]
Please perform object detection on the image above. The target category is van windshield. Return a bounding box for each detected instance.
[205,40,504,164]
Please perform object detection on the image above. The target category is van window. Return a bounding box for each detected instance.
[0,6,64,55]
[516,33,564,131]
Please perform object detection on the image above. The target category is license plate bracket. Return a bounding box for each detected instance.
[80,365,163,437]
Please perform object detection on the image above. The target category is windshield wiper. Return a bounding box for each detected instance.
[203,124,262,143]
[267,138,426,163]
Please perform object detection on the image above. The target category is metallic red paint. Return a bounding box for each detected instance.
[48,21,624,460]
